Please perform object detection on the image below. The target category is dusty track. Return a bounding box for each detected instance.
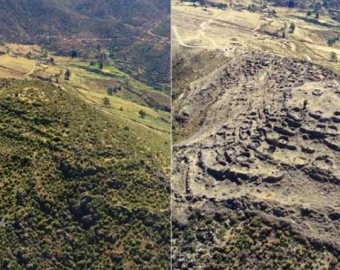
[25,60,36,77]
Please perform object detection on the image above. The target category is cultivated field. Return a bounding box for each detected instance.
[0,43,170,166]
[172,1,340,73]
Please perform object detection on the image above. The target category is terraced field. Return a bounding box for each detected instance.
[172,1,340,73]
[0,44,170,139]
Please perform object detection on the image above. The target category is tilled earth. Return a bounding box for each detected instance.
[172,52,340,269]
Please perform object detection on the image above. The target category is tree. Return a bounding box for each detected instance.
[103,97,111,108]
[64,69,71,81]
[327,37,338,47]
[289,23,295,33]
[107,88,113,96]
[99,62,104,70]
[269,9,277,17]
[328,38,334,46]
[139,110,146,119]
[107,87,117,96]
[323,0,329,7]
[43,49,48,59]
[48,57,55,65]
[248,4,256,12]
[314,3,321,13]
[288,0,295,8]
[330,52,338,62]
[315,12,320,19]
[70,50,79,58]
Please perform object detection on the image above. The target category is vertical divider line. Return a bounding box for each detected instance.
[170,0,173,268]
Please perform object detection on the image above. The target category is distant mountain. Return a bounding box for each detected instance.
[0,0,169,41]
[0,0,170,91]
[271,0,340,21]
[0,79,170,269]
[70,0,170,25]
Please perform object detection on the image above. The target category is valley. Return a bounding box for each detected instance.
[0,44,170,134]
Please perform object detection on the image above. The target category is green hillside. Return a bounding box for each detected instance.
[0,79,170,269]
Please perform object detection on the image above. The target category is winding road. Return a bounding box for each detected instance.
[172,17,218,49]
[172,26,206,48]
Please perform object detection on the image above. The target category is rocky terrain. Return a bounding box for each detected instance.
[172,51,340,268]
[172,0,340,267]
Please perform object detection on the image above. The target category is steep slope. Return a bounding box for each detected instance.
[0,0,170,91]
[0,0,78,41]
[0,79,170,269]
[70,0,170,25]
[0,0,169,40]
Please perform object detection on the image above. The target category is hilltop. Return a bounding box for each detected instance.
[172,0,340,269]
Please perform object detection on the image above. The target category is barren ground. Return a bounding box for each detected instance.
[172,1,340,269]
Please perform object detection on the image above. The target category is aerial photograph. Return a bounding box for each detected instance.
[0,0,170,269]
[172,0,340,269]
[0,0,339,269]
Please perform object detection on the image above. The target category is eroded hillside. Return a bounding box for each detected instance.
[172,1,340,269]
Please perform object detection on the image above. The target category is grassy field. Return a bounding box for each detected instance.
[0,54,35,78]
